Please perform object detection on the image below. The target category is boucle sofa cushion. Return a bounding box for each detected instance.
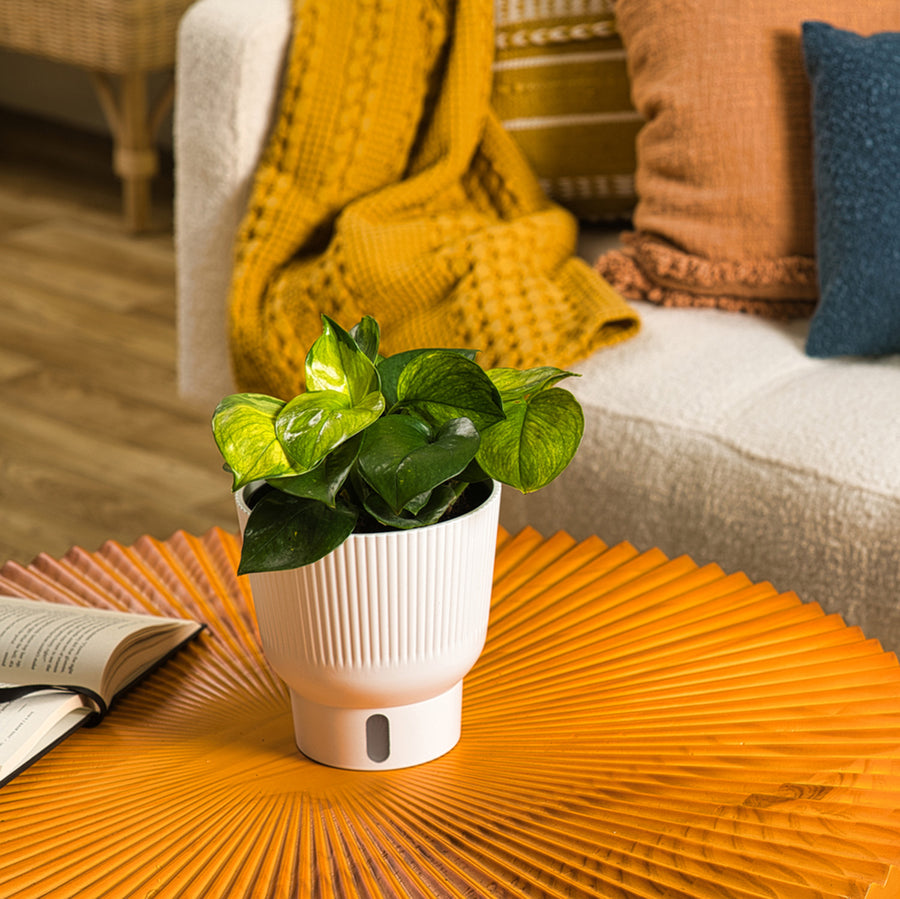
[500,298,900,649]
[491,0,641,221]
[596,0,900,318]
[802,22,900,358]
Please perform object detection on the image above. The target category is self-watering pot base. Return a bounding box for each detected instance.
[290,681,463,770]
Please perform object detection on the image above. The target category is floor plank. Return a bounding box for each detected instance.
[0,109,237,566]
[0,220,175,312]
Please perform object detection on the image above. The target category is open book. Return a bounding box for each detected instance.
[0,595,203,787]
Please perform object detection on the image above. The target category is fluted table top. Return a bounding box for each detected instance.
[0,526,898,898]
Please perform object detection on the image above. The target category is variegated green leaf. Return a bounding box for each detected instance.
[477,388,583,493]
[396,351,504,430]
[487,366,578,404]
[211,393,298,489]
[377,347,478,408]
[275,389,384,472]
[305,315,379,402]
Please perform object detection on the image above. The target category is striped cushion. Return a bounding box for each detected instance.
[492,0,642,221]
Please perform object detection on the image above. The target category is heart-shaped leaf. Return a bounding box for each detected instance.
[362,480,470,529]
[211,393,299,489]
[377,348,478,408]
[238,489,358,574]
[305,315,379,402]
[396,352,504,430]
[350,316,381,363]
[477,388,583,493]
[358,415,480,513]
[267,434,361,507]
[487,367,578,405]
[275,389,384,472]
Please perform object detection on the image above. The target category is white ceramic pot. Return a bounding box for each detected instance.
[235,480,501,770]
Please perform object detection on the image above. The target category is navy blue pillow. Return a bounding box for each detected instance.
[802,21,900,358]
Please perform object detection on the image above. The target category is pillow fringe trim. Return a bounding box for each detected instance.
[596,233,818,320]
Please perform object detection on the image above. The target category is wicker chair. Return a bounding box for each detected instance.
[0,0,195,231]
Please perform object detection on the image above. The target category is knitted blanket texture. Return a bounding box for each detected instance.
[228,0,639,399]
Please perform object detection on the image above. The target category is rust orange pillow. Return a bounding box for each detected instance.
[596,1,900,318]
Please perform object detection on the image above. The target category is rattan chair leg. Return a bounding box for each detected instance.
[90,70,175,232]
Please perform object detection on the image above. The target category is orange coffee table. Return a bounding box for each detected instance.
[0,526,898,898]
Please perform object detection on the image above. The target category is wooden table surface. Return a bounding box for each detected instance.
[0,526,898,898]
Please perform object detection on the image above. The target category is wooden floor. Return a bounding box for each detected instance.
[0,109,237,567]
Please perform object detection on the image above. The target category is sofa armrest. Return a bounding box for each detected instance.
[174,0,292,405]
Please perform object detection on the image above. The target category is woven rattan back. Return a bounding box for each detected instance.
[0,0,194,74]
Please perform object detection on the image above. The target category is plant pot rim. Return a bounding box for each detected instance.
[236,477,501,538]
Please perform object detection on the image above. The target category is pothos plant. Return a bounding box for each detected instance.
[213,315,584,574]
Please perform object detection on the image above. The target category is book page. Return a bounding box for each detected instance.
[0,689,92,783]
[0,596,198,700]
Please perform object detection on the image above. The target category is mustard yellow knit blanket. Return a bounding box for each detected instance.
[228,0,640,399]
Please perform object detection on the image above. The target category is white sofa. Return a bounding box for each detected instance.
[174,0,900,650]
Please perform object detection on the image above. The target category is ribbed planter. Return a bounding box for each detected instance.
[235,480,501,770]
